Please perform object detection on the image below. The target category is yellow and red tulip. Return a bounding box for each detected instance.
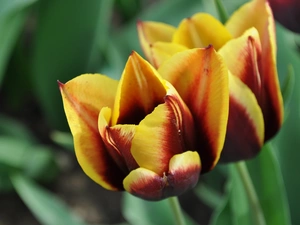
[59,49,229,200]
[137,0,284,163]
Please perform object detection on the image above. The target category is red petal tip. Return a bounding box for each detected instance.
[57,80,64,89]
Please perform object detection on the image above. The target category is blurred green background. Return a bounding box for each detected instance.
[0,0,299,224]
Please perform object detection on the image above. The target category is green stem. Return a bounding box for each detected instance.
[214,0,229,23]
[168,197,186,225]
[235,161,266,225]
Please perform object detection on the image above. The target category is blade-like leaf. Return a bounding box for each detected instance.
[274,24,300,225]
[11,174,87,225]
[209,165,251,225]
[0,137,57,182]
[209,177,234,225]
[214,0,229,23]
[281,64,295,107]
[50,130,74,151]
[30,0,114,130]
[210,144,291,225]
[247,144,291,225]
[0,114,36,142]
[0,0,37,85]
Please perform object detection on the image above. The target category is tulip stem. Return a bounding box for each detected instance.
[235,161,266,225]
[168,197,186,225]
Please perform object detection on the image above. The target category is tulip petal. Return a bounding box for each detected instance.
[123,151,200,201]
[158,47,229,172]
[98,107,138,173]
[226,0,283,140]
[59,74,125,190]
[172,13,232,50]
[149,42,188,69]
[137,21,176,65]
[220,73,264,163]
[226,0,270,39]
[111,51,166,126]
[131,84,195,176]
[219,28,262,100]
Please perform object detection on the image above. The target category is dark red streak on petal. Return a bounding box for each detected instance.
[76,129,126,190]
[220,96,262,163]
[128,165,200,201]
[258,42,282,142]
[193,95,219,173]
[237,37,262,103]
[107,126,139,171]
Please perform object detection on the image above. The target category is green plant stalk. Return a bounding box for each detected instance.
[235,161,266,225]
[214,0,229,23]
[168,197,186,225]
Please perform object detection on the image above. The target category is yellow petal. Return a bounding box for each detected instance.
[123,151,201,201]
[59,74,124,190]
[137,21,176,65]
[111,51,166,126]
[226,0,283,140]
[172,13,232,50]
[149,42,188,69]
[226,0,270,39]
[131,83,195,175]
[158,47,229,172]
[220,73,264,162]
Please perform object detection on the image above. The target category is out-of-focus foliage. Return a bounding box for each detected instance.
[0,0,299,224]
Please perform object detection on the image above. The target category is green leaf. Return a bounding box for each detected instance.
[214,0,229,23]
[271,23,300,224]
[0,114,36,142]
[11,174,87,225]
[0,137,58,183]
[194,165,228,209]
[247,144,292,225]
[194,182,223,209]
[210,144,291,225]
[281,64,295,107]
[0,137,31,168]
[209,177,234,225]
[209,165,252,225]
[50,130,74,151]
[122,193,197,225]
[0,0,37,85]
[30,0,114,130]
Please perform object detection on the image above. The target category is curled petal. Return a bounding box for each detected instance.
[137,21,177,65]
[220,73,264,163]
[131,83,195,176]
[98,107,138,173]
[123,151,201,201]
[112,51,166,125]
[226,0,283,140]
[172,13,232,50]
[219,28,262,101]
[59,75,124,190]
[158,47,229,172]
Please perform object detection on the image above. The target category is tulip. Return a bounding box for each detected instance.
[59,49,229,200]
[137,0,284,162]
[268,0,300,33]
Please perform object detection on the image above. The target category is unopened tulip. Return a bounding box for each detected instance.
[137,0,284,162]
[59,49,229,200]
